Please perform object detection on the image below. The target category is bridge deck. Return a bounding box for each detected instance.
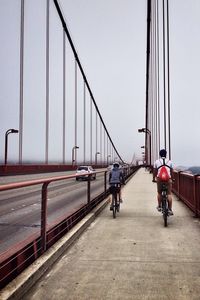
[22,169,200,299]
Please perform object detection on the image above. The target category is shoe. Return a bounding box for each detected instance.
[110,206,113,211]
[120,199,123,203]
[157,206,162,212]
[168,209,174,216]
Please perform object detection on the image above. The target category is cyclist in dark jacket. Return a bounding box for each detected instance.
[109,162,125,203]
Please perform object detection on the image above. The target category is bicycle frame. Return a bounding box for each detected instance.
[110,184,121,218]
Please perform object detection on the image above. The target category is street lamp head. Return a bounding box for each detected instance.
[6,128,19,135]
[11,129,19,133]
[138,128,151,134]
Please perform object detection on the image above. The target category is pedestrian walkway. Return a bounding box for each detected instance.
[23,168,200,300]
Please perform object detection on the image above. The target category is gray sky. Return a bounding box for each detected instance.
[0,0,200,167]
[59,0,200,166]
[59,0,147,164]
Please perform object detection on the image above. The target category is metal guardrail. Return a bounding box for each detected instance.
[172,170,200,217]
[0,166,139,288]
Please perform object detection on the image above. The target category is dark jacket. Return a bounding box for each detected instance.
[109,167,125,184]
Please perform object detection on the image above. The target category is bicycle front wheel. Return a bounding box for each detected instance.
[162,193,168,227]
[163,210,168,227]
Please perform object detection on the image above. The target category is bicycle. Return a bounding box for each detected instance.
[161,182,169,227]
[110,184,121,219]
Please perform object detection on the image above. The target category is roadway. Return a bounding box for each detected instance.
[0,170,107,255]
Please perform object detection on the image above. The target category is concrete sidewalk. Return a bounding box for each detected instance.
[18,169,200,299]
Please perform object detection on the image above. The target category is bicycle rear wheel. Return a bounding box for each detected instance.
[112,194,117,218]
[117,194,120,212]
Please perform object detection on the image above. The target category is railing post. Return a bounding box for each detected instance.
[124,167,127,179]
[87,175,91,204]
[177,171,181,201]
[104,171,107,194]
[41,182,49,252]
[193,175,198,218]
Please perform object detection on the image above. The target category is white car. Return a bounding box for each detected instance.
[76,166,96,181]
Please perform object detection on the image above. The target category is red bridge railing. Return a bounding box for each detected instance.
[0,166,139,289]
[172,170,200,217]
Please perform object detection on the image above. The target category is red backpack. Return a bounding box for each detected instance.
[158,159,170,182]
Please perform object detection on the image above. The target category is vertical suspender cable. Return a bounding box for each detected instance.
[154,0,158,159]
[153,0,158,160]
[104,129,106,165]
[149,12,155,165]
[96,111,98,157]
[100,123,102,164]
[74,60,77,163]
[145,0,151,166]
[19,0,24,164]
[162,0,167,149]
[152,0,158,163]
[90,97,92,164]
[151,2,155,163]
[157,0,161,151]
[107,136,109,164]
[153,2,156,163]
[83,82,86,164]
[63,29,66,164]
[166,0,171,159]
[149,24,153,163]
[110,140,111,163]
[45,0,50,164]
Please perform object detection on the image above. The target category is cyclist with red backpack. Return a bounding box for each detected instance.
[153,149,174,215]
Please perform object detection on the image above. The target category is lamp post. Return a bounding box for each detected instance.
[95,152,100,165]
[141,151,145,163]
[138,128,151,167]
[141,146,146,164]
[107,154,111,166]
[4,129,19,165]
[72,146,79,166]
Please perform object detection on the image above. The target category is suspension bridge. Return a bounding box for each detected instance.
[0,1,200,299]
